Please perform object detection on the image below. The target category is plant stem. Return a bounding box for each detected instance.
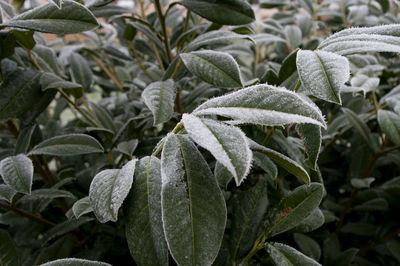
[294,80,302,92]
[170,59,183,79]
[27,49,41,70]
[128,40,154,80]
[151,122,184,157]
[0,201,55,227]
[154,0,172,62]
[150,41,165,73]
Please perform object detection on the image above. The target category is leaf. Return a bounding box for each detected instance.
[116,139,138,157]
[253,151,278,180]
[230,179,268,261]
[296,50,350,104]
[180,0,255,25]
[142,79,176,125]
[266,242,321,266]
[351,177,375,189]
[378,110,400,145]
[0,154,33,194]
[89,159,136,223]
[29,134,104,156]
[18,188,76,202]
[34,235,75,265]
[249,140,311,184]
[214,161,233,189]
[161,134,226,266]
[40,72,82,98]
[0,0,15,19]
[0,229,18,266]
[72,196,93,219]
[41,217,93,244]
[342,108,375,150]
[193,84,326,128]
[293,233,321,261]
[0,68,42,122]
[0,0,99,34]
[90,103,116,133]
[182,114,252,186]
[69,52,93,91]
[181,50,243,88]
[293,208,325,233]
[266,183,324,237]
[39,258,111,266]
[33,45,60,75]
[353,198,388,212]
[126,156,168,266]
[296,124,321,170]
[49,0,63,9]
[15,124,36,155]
[0,184,17,203]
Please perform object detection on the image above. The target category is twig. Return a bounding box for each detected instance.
[0,201,55,227]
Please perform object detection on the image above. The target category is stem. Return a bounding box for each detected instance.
[151,122,184,157]
[90,54,124,92]
[241,235,267,264]
[294,80,302,92]
[128,40,154,80]
[177,10,191,53]
[0,201,55,227]
[27,49,41,70]
[150,41,165,73]
[170,59,183,79]
[154,0,172,62]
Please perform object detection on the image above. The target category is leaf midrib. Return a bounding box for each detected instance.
[314,52,340,103]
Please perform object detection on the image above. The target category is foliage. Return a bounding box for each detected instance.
[0,0,399,265]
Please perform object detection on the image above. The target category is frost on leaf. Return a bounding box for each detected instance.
[0,154,33,194]
[297,50,350,104]
[193,84,326,128]
[266,242,321,266]
[89,159,137,223]
[0,184,17,203]
[142,79,176,125]
[182,114,252,186]
[161,134,226,266]
[72,196,93,219]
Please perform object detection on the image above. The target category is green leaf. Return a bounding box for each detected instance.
[193,84,326,128]
[1,0,99,34]
[15,124,36,155]
[342,108,375,150]
[39,258,111,266]
[161,134,226,266]
[214,161,233,189]
[89,159,136,223]
[293,233,321,261]
[0,229,18,266]
[378,110,400,145]
[0,68,42,122]
[353,198,388,212]
[350,177,375,189]
[230,179,268,261]
[29,134,104,156]
[296,124,321,170]
[181,50,243,88]
[90,103,116,133]
[40,72,82,98]
[296,50,350,104]
[41,217,93,244]
[69,52,93,91]
[253,151,278,180]
[126,156,168,266]
[142,79,176,125]
[0,154,33,194]
[12,30,35,50]
[116,139,138,157]
[72,196,93,219]
[266,183,324,237]
[0,184,17,203]
[18,188,76,202]
[180,0,255,25]
[249,140,311,184]
[33,45,60,75]
[293,208,325,233]
[0,0,15,18]
[266,242,321,266]
[182,114,252,186]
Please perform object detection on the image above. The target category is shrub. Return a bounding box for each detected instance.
[0,0,399,265]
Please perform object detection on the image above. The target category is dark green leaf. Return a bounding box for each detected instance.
[69,52,93,91]
[253,151,278,180]
[266,242,321,266]
[378,110,400,145]
[40,72,82,98]
[0,154,33,194]
[293,233,321,261]
[296,124,321,170]
[0,184,17,203]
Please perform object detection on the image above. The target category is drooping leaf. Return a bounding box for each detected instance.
[68,52,93,91]
[182,114,252,186]
[293,208,325,233]
[181,50,243,88]
[253,151,278,180]
[180,0,255,25]
[0,184,17,203]
[296,50,350,104]
[72,196,93,219]
[193,84,326,128]
[296,124,321,170]
[161,134,226,266]
[29,134,104,156]
[0,68,41,122]
[266,183,324,237]
[89,159,136,223]
[39,258,111,266]
[266,242,321,266]
[116,139,138,157]
[126,156,168,266]
[378,110,400,145]
[0,229,18,266]
[1,0,99,34]
[142,79,176,125]
[293,233,321,261]
[0,154,33,194]
[230,179,268,261]
[41,217,93,244]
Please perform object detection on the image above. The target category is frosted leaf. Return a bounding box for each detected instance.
[296,124,322,170]
[182,114,252,186]
[126,156,168,266]
[297,50,350,104]
[180,50,243,88]
[89,159,137,223]
[72,196,93,219]
[0,154,33,194]
[294,208,325,233]
[253,151,278,180]
[350,74,380,94]
[142,79,176,125]
[161,134,226,266]
[39,258,111,266]
[377,110,400,146]
[266,242,321,266]
[49,0,63,9]
[214,161,233,189]
[193,84,326,128]
[252,33,287,45]
[0,184,17,203]
[117,139,139,157]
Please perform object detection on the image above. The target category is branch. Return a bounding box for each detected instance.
[0,201,55,227]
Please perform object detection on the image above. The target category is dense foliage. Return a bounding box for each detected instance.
[0,0,400,265]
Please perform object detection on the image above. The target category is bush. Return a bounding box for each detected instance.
[0,0,399,265]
